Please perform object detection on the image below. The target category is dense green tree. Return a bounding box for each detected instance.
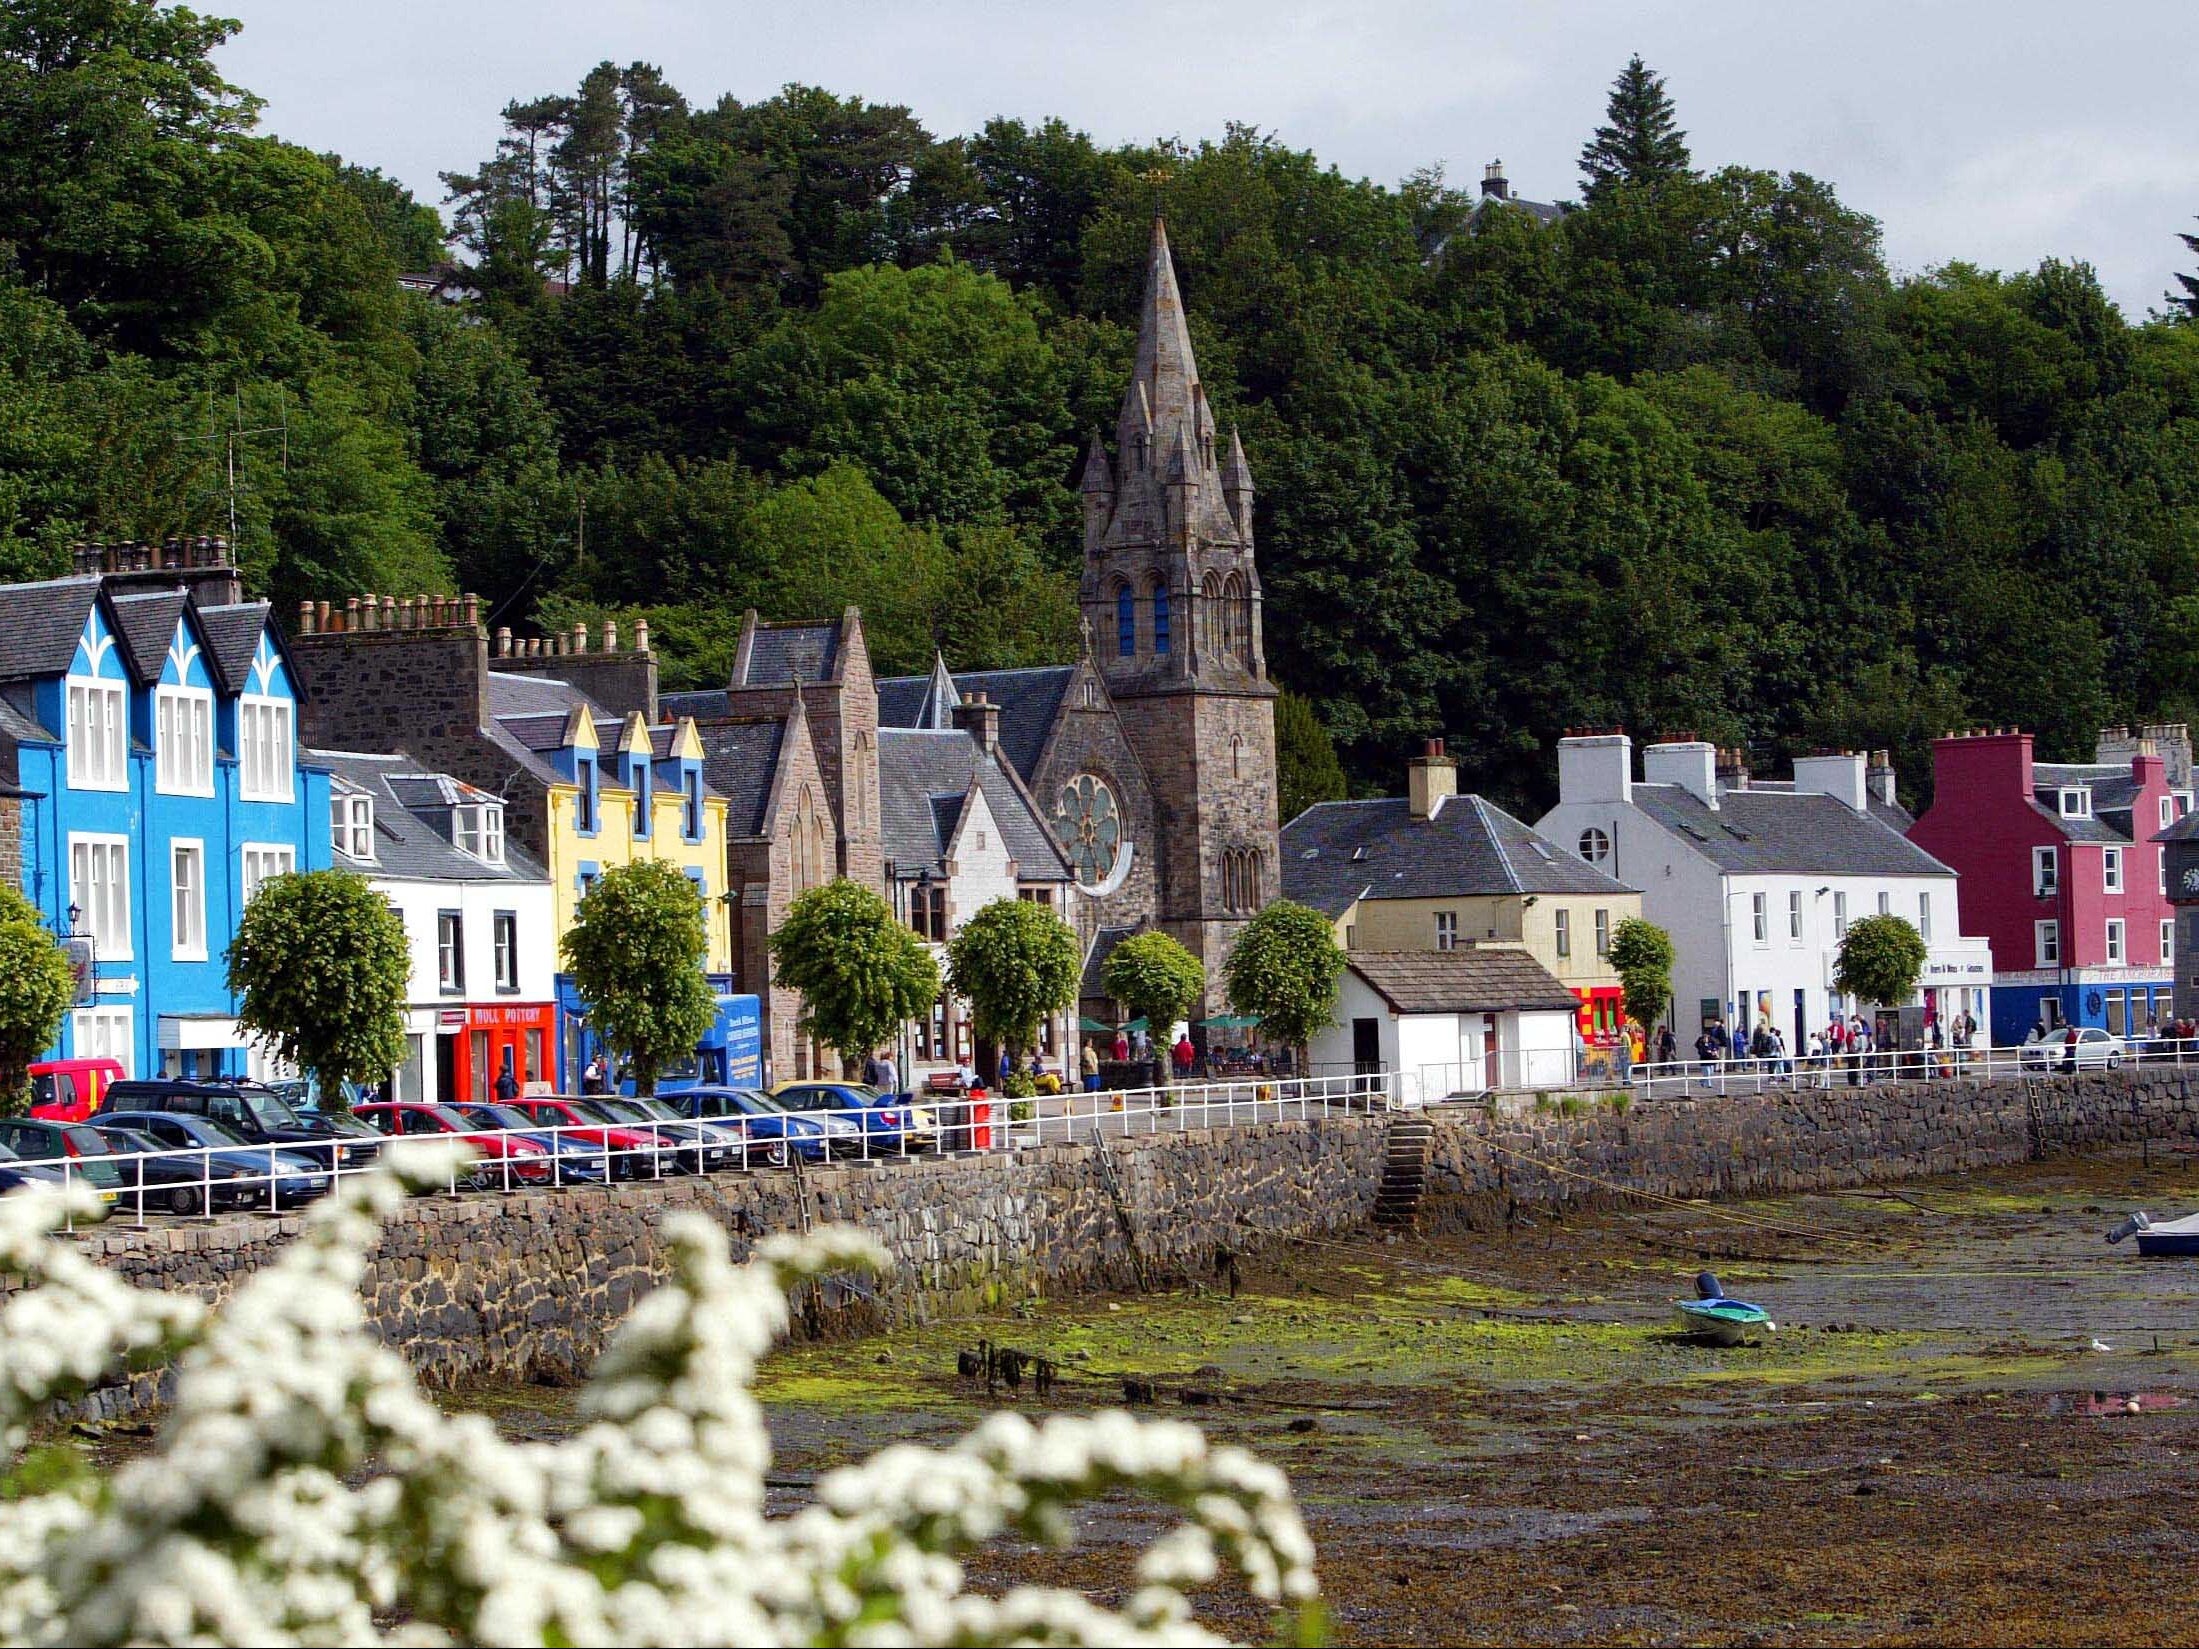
[1101,932,1206,1070]
[325,157,446,270]
[768,880,941,1077]
[1578,55,1692,202]
[1833,914,1929,1011]
[945,898,1082,1068]
[1275,690,1349,822]
[1606,917,1677,1038]
[226,871,409,1108]
[561,859,717,1096]
[1222,901,1345,1070]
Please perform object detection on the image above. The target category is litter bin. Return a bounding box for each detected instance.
[969,1092,994,1151]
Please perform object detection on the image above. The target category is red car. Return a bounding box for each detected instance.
[353,1101,554,1185]
[503,1097,677,1180]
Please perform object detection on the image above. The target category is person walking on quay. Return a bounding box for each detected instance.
[1730,1020,1749,1069]
[1172,1031,1195,1079]
[1657,1023,1676,1071]
[494,1056,521,1106]
[1695,1025,1723,1088]
[1080,1039,1101,1094]
[1806,1028,1827,1088]
[1112,1027,1130,1063]
[582,1053,607,1095]
[866,1049,899,1096]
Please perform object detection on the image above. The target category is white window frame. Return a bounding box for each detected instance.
[2104,847,2123,894]
[68,833,130,960]
[2033,845,2059,897]
[1750,892,1767,945]
[2036,920,2059,967]
[455,804,505,866]
[65,677,127,792]
[2059,787,2092,819]
[1834,892,1848,938]
[1434,911,1458,952]
[71,1006,133,1077]
[331,794,375,862]
[1594,908,1611,958]
[170,839,206,961]
[493,910,519,992]
[154,685,214,796]
[1554,908,1570,958]
[437,910,464,994]
[238,693,294,802]
[1877,891,1891,916]
[2165,797,2177,831]
[1918,891,1932,944]
[2163,919,2175,966]
[2106,918,2125,965]
[241,842,296,906]
[1788,890,1802,941]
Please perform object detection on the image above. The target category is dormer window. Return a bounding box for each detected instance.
[2059,787,2092,819]
[682,769,703,841]
[456,803,504,865]
[331,794,375,861]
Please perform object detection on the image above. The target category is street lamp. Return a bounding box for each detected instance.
[65,902,80,936]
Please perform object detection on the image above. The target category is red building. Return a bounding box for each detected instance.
[1909,727,2186,1043]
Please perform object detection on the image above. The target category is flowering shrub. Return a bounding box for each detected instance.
[0,1151,1320,1646]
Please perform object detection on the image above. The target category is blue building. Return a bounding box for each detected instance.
[0,540,330,1078]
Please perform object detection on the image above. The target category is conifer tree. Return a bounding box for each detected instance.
[1578,55,1693,201]
[2169,217,2199,319]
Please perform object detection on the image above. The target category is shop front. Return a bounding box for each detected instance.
[436,1002,555,1105]
[1572,984,1629,1079]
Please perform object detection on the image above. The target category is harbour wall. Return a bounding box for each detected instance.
[29,1066,2199,1415]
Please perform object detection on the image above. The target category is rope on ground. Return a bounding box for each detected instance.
[1474,1137,1877,1248]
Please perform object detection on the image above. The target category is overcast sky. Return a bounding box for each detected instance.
[216,0,2199,318]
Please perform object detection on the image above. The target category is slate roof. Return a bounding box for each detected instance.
[0,690,51,742]
[0,577,100,682]
[696,718,785,838]
[1747,777,1918,834]
[1282,793,1635,919]
[1347,948,1580,1016]
[657,688,731,720]
[1081,925,1135,1000]
[311,750,546,885]
[2032,762,2142,844]
[1630,783,1955,876]
[878,728,1070,880]
[877,665,1074,781]
[195,602,270,695]
[496,712,574,754]
[741,623,839,687]
[108,590,186,684]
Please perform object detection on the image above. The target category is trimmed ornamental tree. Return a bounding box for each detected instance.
[0,886,78,1116]
[1606,916,1677,1040]
[768,879,941,1076]
[1101,930,1205,1080]
[1834,913,1929,1012]
[562,859,717,1097]
[945,897,1081,1069]
[1222,900,1346,1073]
[226,870,409,1110]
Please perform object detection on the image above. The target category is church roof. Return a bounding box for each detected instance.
[740,622,839,687]
[876,665,1072,782]
[695,717,786,838]
[878,727,1071,881]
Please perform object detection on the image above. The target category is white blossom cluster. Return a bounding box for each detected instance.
[0,1146,1320,1646]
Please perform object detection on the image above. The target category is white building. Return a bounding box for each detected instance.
[1537,736,1991,1050]
[1307,948,1583,1103]
[315,751,557,1104]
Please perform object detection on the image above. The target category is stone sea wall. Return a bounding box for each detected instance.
[28,1067,2199,1415]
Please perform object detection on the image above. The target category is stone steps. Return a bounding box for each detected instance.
[1373,1115,1436,1228]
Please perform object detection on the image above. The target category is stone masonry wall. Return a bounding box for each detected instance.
[27,1068,2199,1417]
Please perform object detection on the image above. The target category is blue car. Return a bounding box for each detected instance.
[769,1083,940,1152]
[658,1087,858,1163]
[97,1112,332,1212]
[0,1141,67,1194]
[449,1103,613,1183]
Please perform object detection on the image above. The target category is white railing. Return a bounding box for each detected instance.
[1415,1034,2199,1104]
[23,1071,1399,1233]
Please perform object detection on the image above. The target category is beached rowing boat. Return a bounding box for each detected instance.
[1674,1271,1775,1344]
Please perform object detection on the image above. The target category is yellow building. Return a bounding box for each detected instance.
[1281,741,1643,1048]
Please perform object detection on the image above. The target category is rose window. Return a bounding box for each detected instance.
[1053,775,1122,886]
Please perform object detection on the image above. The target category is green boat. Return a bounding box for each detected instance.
[1673,1272,1774,1346]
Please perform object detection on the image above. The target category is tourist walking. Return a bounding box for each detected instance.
[582,1053,607,1095]
[1080,1039,1101,1094]
[1695,1026,1722,1088]
[1112,1027,1130,1063]
[494,1057,520,1105]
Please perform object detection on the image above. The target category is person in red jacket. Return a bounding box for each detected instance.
[1172,1032,1196,1077]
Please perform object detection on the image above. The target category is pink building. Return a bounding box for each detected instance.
[1910,727,2188,1043]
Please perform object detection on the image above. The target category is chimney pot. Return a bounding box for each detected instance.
[635,618,651,654]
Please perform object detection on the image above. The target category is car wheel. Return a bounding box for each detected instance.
[165,1185,204,1217]
[762,1140,789,1170]
[465,1164,500,1191]
[2108,1051,2123,1069]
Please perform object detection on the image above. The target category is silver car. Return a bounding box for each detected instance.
[2020,1026,2125,1071]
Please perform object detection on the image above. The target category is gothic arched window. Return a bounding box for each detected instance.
[1201,572,1222,656]
[1115,582,1136,659]
[1222,571,1248,660]
[1230,733,1244,780]
[1151,578,1171,655]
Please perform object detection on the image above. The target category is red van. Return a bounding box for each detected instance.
[28,1058,126,1123]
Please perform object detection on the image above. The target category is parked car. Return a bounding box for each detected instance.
[656,1087,857,1163]
[501,1097,675,1180]
[769,1082,940,1151]
[2020,1026,2126,1071]
[0,1119,120,1203]
[27,1057,127,1123]
[446,1103,611,1182]
[353,1101,554,1186]
[92,1116,331,1214]
[615,1095,789,1169]
[585,1097,739,1174]
[94,1079,381,1173]
[0,1141,67,1194]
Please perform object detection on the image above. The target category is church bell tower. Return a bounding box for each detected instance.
[1079,219,1280,1007]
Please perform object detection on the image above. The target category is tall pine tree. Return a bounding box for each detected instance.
[2170,216,2199,318]
[1578,55,1692,201]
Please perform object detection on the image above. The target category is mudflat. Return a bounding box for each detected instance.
[465,1149,2199,1644]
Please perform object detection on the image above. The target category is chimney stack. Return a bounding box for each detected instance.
[1408,736,1458,820]
[953,691,1001,756]
[1481,159,1511,201]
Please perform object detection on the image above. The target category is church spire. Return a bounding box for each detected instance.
[1117,218,1205,461]
[916,650,960,729]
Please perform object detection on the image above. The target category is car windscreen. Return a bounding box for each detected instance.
[426,1104,479,1131]
[238,1087,306,1128]
[732,1090,787,1115]
[455,1104,534,1130]
[627,1100,684,1122]
[62,1126,112,1156]
[588,1099,651,1124]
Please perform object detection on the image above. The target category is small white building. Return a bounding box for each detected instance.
[315,751,557,1104]
[1309,948,1584,1104]
[1537,735,1992,1050]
